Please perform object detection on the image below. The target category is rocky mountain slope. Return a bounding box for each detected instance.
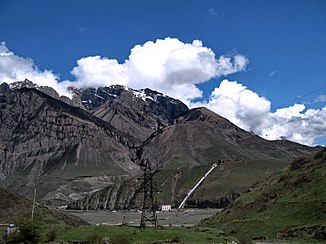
[66,157,300,211]
[67,107,318,211]
[139,107,316,169]
[0,187,88,226]
[0,80,319,209]
[0,83,140,205]
[72,85,189,141]
[201,148,326,241]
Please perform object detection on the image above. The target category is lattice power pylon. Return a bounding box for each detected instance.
[140,160,158,228]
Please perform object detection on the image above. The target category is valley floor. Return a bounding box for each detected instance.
[67,208,222,227]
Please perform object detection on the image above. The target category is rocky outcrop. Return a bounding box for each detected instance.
[0,87,141,204]
[278,225,326,240]
[186,193,240,209]
[67,177,143,210]
[0,82,10,94]
[8,79,78,106]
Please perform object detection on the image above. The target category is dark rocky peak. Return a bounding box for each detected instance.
[69,85,189,141]
[138,88,189,118]
[141,88,163,97]
[70,85,127,111]
[177,107,247,133]
[9,79,59,99]
[8,79,36,90]
[0,82,10,94]
[71,85,188,114]
[177,107,219,122]
[7,79,78,107]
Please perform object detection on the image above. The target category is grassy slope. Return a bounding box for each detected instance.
[201,148,326,241]
[152,158,290,207]
[57,225,235,243]
[0,187,88,227]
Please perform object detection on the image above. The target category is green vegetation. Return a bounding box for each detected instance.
[152,158,289,207]
[0,186,89,233]
[201,148,326,242]
[2,147,325,244]
[57,225,233,243]
[1,224,236,243]
[6,218,42,244]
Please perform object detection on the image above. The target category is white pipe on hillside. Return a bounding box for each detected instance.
[178,163,218,210]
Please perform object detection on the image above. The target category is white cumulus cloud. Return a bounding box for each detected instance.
[191,79,326,146]
[1,39,325,146]
[0,42,70,97]
[191,80,271,133]
[68,38,248,102]
[264,105,326,145]
[70,56,129,87]
[0,38,248,102]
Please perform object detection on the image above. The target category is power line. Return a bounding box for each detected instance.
[271,84,326,111]
[243,84,326,123]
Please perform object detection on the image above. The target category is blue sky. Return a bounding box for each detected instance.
[0,0,325,145]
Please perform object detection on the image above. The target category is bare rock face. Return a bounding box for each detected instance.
[8,79,80,107]
[67,177,143,210]
[0,87,140,205]
[72,86,189,141]
[0,82,10,94]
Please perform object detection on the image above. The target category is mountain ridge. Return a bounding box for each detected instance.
[78,85,189,141]
[0,86,140,205]
[0,81,319,208]
[139,107,316,168]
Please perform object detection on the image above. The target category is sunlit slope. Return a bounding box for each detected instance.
[202,148,326,241]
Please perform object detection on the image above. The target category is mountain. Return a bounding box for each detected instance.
[0,187,88,226]
[201,148,326,241]
[72,85,189,141]
[139,107,316,169]
[7,79,82,107]
[0,84,140,205]
[0,81,319,209]
[67,105,317,211]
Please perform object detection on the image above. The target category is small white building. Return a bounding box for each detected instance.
[161,205,172,211]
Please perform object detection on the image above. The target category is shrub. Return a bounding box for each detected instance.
[46,226,59,242]
[7,218,42,244]
[110,236,130,244]
[86,232,102,244]
[171,234,181,243]
[236,236,253,244]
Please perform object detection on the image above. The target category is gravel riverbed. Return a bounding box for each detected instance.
[68,208,222,227]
